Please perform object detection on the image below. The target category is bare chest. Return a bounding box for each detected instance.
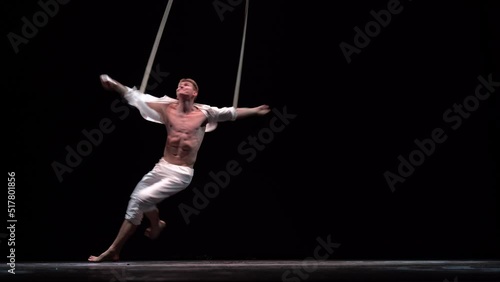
[164,106,207,134]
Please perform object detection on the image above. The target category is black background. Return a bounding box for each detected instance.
[3,0,499,262]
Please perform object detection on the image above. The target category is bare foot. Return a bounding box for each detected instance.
[144,220,166,240]
[88,249,119,262]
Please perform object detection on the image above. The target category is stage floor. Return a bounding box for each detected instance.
[2,260,499,282]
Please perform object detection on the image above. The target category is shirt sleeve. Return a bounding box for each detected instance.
[123,87,177,124]
[196,104,237,132]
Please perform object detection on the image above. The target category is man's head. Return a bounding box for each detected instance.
[180,78,198,92]
[176,78,199,100]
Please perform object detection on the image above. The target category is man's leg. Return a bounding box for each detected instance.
[88,219,138,262]
[87,161,165,261]
[144,208,166,239]
[138,159,193,239]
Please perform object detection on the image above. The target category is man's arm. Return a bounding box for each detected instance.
[100,74,168,124]
[201,104,270,132]
[235,105,271,119]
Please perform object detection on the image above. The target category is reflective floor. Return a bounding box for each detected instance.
[3,260,500,282]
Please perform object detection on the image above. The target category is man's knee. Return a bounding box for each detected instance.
[143,206,158,214]
[127,218,141,226]
[125,197,146,225]
[125,213,142,225]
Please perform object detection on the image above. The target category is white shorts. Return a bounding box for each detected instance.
[125,158,194,225]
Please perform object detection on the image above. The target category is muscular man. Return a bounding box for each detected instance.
[88,75,270,262]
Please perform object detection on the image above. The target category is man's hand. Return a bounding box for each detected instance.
[255,104,271,116]
[100,74,128,95]
[100,74,118,91]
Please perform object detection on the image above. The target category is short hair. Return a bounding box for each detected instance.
[179,78,199,92]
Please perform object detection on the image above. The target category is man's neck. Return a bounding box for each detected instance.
[177,98,195,114]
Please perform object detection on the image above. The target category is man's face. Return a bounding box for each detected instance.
[176,81,197,98]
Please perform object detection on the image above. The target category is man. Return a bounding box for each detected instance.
[88,75,270,262]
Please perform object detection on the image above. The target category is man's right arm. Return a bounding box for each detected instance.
[100,74,169,124]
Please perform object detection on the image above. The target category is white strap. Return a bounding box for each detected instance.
[140,0,174,93]
[139,0,249,108]
[233,0,249,108]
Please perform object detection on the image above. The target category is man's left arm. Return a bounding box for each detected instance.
[235,105,271,119]
[202,104,270,132]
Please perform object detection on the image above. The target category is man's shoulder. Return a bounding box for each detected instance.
[144,95,178,104]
